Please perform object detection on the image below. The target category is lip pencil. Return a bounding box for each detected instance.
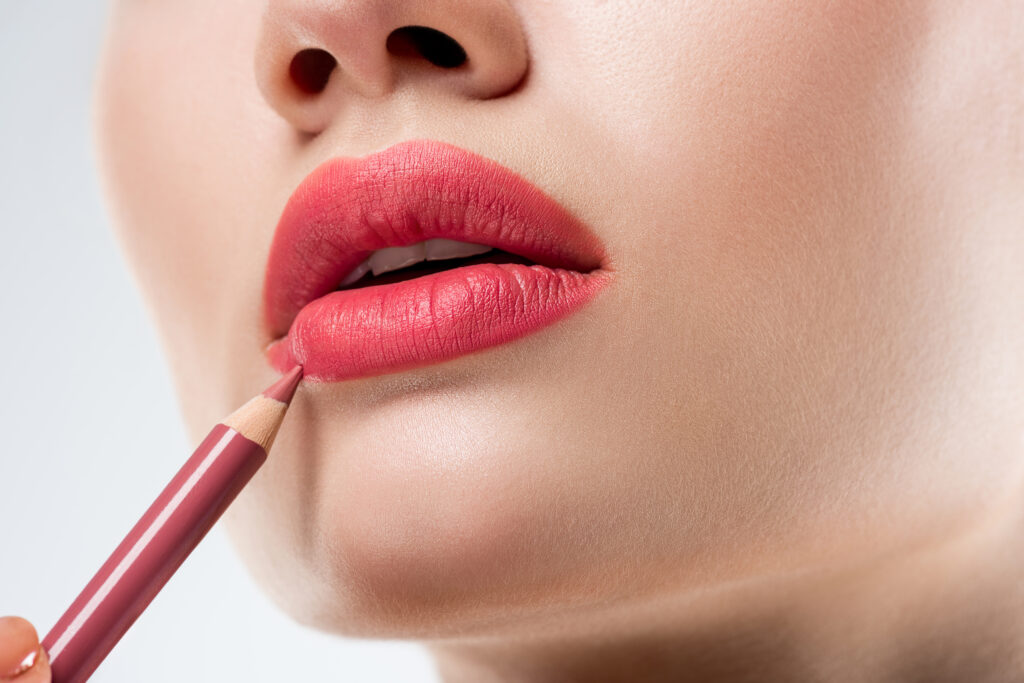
[40,365,304,683]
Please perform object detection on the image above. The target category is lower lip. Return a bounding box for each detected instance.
[267,262,610,382]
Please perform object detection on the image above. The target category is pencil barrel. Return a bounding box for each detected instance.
[41,424,267,683]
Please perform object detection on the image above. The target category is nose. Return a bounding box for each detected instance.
[255,0,529,133]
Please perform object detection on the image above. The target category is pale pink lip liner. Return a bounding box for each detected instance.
[41,366,303,683]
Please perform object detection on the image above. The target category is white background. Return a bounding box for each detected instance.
[0,3,438,681]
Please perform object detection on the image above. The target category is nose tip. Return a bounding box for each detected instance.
[254,0,529,134]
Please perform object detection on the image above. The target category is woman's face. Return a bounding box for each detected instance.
[95,0,1022,637]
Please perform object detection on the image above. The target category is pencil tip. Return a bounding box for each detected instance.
[261,365,304,405]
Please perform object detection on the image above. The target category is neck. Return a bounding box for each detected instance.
[429,495,1024,683]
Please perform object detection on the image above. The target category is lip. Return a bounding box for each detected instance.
[263,139,612,382]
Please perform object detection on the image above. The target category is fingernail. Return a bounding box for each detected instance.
[0,647,39,680]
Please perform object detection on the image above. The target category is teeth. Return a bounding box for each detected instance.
[424,238,493,261]
[369,242,426,276]
[350,239,493,280]
[358,241,493,278]
[338,258,372,287]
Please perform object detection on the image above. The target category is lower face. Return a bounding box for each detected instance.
[94,0,1022,637]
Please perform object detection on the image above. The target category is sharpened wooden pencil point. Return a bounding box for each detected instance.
[222,370,302,452]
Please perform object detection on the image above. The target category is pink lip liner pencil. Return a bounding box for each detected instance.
[40,365,303,683]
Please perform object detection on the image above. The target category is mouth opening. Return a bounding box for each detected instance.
[336,249,545,291]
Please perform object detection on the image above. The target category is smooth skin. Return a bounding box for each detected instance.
[6,0,1023,681]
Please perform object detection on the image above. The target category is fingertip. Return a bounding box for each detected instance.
[0,616,37,640]
[0,648,50,683]
[0,617,41,680]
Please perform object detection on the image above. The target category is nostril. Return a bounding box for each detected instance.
[386,26,467,69]
[289,48,337,94]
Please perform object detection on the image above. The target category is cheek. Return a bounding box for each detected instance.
[547,0,1010,566]
[94,1,291,424]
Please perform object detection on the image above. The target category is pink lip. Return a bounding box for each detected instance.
[263,139,612,382]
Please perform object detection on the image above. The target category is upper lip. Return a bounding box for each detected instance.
[262,139,609,340]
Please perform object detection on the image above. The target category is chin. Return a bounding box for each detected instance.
[220,379,620,640]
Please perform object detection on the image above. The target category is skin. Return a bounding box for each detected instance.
[0,618,49,683]
[6,0,1022,680]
